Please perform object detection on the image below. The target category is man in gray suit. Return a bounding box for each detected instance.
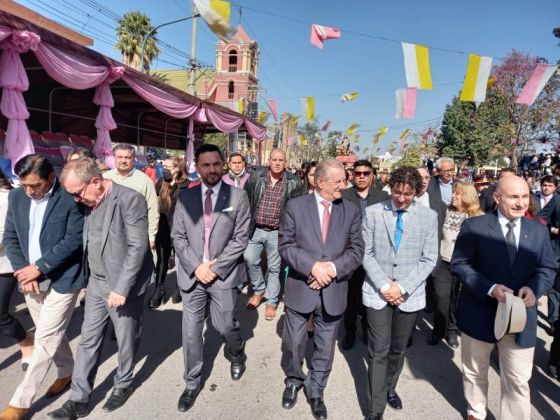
[48,158,154,419]
[278,159,364,420]
[171,144,250,413]
[362,166,438,420]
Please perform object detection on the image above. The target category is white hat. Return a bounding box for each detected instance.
[494,292,527,340]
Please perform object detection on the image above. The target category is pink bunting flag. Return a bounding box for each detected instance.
[310,24,341,49]
[422,127,433,141]
[287,136,294,145]
[321,120,333,131]
[266,99,279,122]
[516,63,558,106]
[395,88,417,119]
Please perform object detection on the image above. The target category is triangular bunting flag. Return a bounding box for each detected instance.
[310,24,341,49]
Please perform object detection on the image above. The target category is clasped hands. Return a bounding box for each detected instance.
[491,284,536,307]
[15,264,42,294]
[308,261,336,290]
[195,259,218,284]
[382,280,405,306]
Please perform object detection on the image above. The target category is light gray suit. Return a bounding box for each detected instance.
[361,199,438,415]
[70,183,154,403]
[171,182,250,390]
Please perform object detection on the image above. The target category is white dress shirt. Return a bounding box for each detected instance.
[313,191,337,276]
[28,184,55,265]
[488,211,521,296]
[415,191,430,208]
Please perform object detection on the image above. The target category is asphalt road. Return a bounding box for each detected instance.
[1,272,558,420]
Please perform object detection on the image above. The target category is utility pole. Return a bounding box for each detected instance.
[188,2,199,95]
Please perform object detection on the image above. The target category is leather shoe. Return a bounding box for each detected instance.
[264,304,277,320]
[230,351,247,381]
[177,388,200,412]
[365,414,383,420]
[446,334,459,349]
[0,405,28,420]
[102,386,134,412]
[387,392,402,411]
[546,364,559,380]
[282,383,302,409]
[246,293,264,309]
[341,332,355,350]
[171,290,182,304]
[47,400,89,419]
[308,398,328,419]
[148,286,165,309]
[428,335,441,345]
[45,376,72,398]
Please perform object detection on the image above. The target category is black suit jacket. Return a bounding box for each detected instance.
[341,186,389,211]
[451,213,557,348]
[278,194,364,316]
[4,179,84,293]
[536,193,560,257]
[427,176,454,205]
[479,185,496,213]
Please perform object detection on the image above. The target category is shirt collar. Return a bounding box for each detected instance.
[497,210,521,226]
[201,180,222,196]
[314,190,332,207]
[390,199,413,213]
[439,177,453,186]
[116,168,135,179]
[28,181,55,202]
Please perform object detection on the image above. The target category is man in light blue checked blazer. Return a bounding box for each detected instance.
[361,166,438,420]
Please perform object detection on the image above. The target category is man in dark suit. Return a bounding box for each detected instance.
[49,158,154,419]
[478,168,516,213]
[427,157,455,206]
[0,154,83,420]
[279,159,364,420]
[451,175,556,420]
[340,159,388,349]
[171,144,250,413]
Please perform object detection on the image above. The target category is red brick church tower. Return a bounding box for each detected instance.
[198,26,259,116]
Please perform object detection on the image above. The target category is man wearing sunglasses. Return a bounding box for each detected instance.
[341,160,388,349]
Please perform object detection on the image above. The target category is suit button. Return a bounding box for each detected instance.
[393,264,397,267]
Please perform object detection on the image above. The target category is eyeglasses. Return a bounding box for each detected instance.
[440,169,455,173]
[67,180,91,199]
[354,171,372,177]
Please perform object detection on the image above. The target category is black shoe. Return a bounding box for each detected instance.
[177,388,200,412]
[168,255,176,269]
[79,295,86,306]
[308,398,328,419]
[341,332,355,350]
[387,392,402,411]
[428,335,441,346]
[230,351,247,381]
[149,286,165,309]
[365,414,383,420]
[171,290,182,304]
[282,383,302,409]
[47,400,89,419]
[446,334,459,349]
[546,364,560,380]
[102,386,134,412]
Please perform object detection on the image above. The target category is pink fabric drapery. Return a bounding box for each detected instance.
[92,67,124,169]
[0,27,40,169]
[204,106,266,142]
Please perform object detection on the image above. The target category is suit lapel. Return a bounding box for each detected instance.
[398,202,417,251]
[210,183,230,234]
[382,201,396,251]
[488,213,511,269]
[101,185,118,253]
[325,199,342,244]
[306,194,323,244]
[511,218,531,271]
[40,183,61,234]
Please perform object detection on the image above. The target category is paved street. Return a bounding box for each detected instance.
[1,271,558,420]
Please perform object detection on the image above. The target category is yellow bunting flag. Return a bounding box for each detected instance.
[402,42,433,90]
[299,134,307,145]
[460,54,493,103]
[364,147,369,153]
[289,115,301,126]
[258,111,269,124]
[301,96,315,121]
[340,92,359,102]
[373,126,389,144]
[346,123,360,135]
[351,135,361,143]
[399,128,411,141]
[237,97,244,114]
[193,0,235,42]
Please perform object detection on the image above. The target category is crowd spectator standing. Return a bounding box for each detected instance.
[243,148,302,320]
[221,152,250,188]
[427,157,456,206]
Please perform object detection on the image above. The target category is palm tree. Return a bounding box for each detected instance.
[115,11,160,73]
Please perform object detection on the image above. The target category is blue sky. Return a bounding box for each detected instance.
[18,0,560,154]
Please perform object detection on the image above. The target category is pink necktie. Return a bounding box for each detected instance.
[544,196,550,206]
[204,189,213,259]
[321,200,331,242]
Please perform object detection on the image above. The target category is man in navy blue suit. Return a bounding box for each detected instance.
[451,175,556,420]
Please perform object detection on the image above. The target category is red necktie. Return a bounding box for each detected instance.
[204,189,213,260]
[321,200,331,242]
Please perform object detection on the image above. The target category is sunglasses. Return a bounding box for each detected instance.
[354,171,372,177]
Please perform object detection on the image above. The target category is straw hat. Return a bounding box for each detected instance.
[494,292,527,340]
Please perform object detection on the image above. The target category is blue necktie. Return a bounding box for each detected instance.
[394,210,405,253]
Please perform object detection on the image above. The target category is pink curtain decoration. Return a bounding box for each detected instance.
[245,119,267,142]
[0,29,40,169]
[204,106,244,133]
[122,74,198,119]
[186,118,196,174]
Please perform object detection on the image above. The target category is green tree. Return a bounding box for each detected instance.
[115,11,160,72]
[323,131,341,158]
[204,132,228,154]
[392,144,423,169]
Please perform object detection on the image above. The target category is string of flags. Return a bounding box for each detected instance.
[340,92,359,102]
[395,88,417,119]
[373,127,389,143]
[346,123,360,135]
[310,24,341,49]
[301,96,315,121]
[460,54,493,104]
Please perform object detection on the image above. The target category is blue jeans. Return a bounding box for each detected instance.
[244,228,281,305]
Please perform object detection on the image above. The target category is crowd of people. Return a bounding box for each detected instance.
[0,146,558,420]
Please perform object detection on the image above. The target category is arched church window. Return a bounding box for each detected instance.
[228,81,235,99]
[228,50,238,72]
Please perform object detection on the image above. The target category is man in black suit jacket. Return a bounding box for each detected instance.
[451,176,556,420]
[479,168,517,213]
[340,160,388,349]
[1,154,83,419]
[278,159,364,420]
[426,157,455,206]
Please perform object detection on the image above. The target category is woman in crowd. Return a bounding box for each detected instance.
[0,169,34,370]
[149,156,190,309]
[429,181,483,348]
[302,161,318,194]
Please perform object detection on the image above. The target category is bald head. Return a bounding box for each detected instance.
[494,176,530,220]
